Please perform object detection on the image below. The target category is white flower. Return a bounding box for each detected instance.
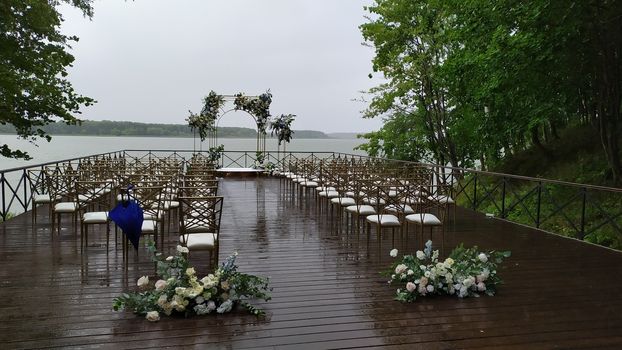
[395,264,408,275]
[389,249,398,258]
[478,253,488,263]
[157,295,168,306]
[443,258,454,268]
[186,267,196,276]
[145,311,160,322]
[426,285,434,293]
[424,271,431,278]
[407,269,414,275]
[195,296,205,304]
[459,286,468,298]
[477,268,490,283]
[165,256,174,261]
[416,251,426,260]
[406,282,416,292]
[137,276,149,287]
[432,250,439,261]
[216,299,233,314]
[177,245,189,254]
[419,265,426,271]
[463,276,475,288]
[221,280,230,291]
[477,282,487,292]
[206,300,216,311]
[154,279,167,291]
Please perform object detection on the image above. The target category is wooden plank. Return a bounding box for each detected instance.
[0,177,621,349]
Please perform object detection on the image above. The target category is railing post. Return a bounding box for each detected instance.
[579,187,587,240]
[22,169,28,211]
[245,152,248,168]
[1,173,6,221]
[501,177,506,218]
[536,182,542,228]
[472,173,478,210]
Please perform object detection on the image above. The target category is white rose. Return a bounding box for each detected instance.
[477,282,486,292]
[426,284,434,293]
[416,251,426,260]
[137,276,149,287]
[389,249,398,258]
[186,267,196,276]
[145,311,160,322]
[154,279,167,291]
[424,271,431,278]
[443,258,454,268]
[395,264,408,275]
[407,269,414,275]
[463,276,475,288]
[177,245,189,254]
[165,256,174,261]
[406,282,416,292]
[478,253,488,263]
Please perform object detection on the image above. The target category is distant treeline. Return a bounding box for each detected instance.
[0,120,330,139]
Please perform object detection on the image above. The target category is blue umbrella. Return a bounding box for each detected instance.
[109,195,144,250]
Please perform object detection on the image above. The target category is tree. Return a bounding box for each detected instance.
[0,0,95,159]
[360,0,622,182]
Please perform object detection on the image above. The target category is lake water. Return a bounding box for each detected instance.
[0,135,367,171]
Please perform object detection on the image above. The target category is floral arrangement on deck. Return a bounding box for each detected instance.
[253,150,265,169]
[113,243,271,321]
[387,241,510,302]
[234,91,272,133]
[207,144,225,166]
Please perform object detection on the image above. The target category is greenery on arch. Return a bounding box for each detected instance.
[234,91,272,133]
[270,114,296,145]
[186,91,225,142]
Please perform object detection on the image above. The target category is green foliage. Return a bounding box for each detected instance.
[270,114,296,146]
[359,0,622,181]
[187,91,225,142]
[0,0,96,160]
[207,145,224,165]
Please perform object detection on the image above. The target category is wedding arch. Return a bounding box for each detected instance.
[187,90,295,167]
[187,90,271,156]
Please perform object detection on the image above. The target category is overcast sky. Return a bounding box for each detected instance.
[59,0,384,133]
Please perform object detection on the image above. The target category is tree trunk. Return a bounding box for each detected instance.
[530,125,550,157]
[550,121,560,140]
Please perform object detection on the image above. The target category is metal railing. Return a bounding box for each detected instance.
[1,149,621,249]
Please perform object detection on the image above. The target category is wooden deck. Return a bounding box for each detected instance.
[1,177,622,349]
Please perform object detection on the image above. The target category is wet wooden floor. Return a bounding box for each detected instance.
[1,177,622,349]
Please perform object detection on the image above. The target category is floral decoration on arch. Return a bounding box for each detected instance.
[234,90,272,133]
[270,114,296,145]
[187,90,225,141]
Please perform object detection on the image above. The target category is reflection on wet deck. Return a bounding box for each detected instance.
[1,177,622,349]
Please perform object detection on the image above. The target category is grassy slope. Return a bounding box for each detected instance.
[467,125,622,249]
[495,125,613,186]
